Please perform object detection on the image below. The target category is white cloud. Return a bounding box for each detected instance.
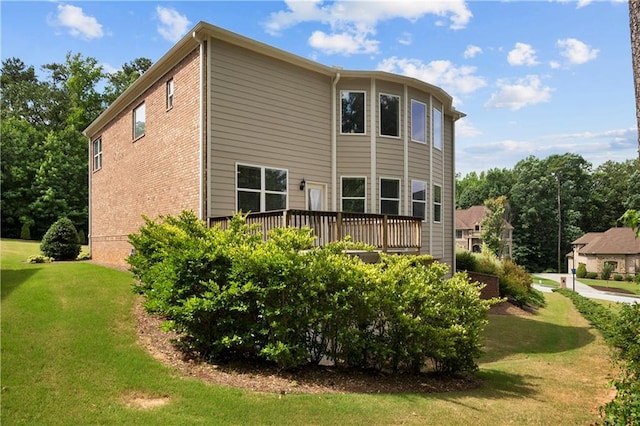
[463,45,482,59]
[557,38,599,65]
[50,4,103,40]
[377,57,487,100]
[576,0,593,8]
[456,118,482,138]
[398,32,412,46]
[265,0,472,55]
[507,42,539,66]
[549,60,561,69]
[101,62,118,74]
[484,75,553,110]
[156,6,190,43]
[309,30,379,55]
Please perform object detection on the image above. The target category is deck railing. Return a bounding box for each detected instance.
[208,210,422,252]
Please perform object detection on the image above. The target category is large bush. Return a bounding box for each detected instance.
[128,211,496,373]
[40,217,80,260]
[576,262,587,278]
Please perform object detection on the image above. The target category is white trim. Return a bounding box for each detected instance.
[429,95,433,253]
[235,162,289,213]
[92,137,102,171]
[378,92,401,139]
[379,177,401,216]
[340,176,367,213]
[403,85,409,216]
[198,40,205,220]
[206,37,213,219]
[339,90,367,135]
[132,102,146,140]
[331,73,340,210]
[305,181,327,211]
[166,78,174,110]
[370,78,376,213]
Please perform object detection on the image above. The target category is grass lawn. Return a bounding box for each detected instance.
[1,239,615,425]
[531,275,560,288]
[579,277,640,296]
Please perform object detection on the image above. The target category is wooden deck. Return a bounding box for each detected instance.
[209,210,422,253]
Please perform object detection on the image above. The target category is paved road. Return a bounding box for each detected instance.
[533,273,639,304]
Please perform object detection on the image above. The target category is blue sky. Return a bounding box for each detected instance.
[2,0,636,176]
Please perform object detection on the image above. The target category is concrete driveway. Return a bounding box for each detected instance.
[533,273,639,305]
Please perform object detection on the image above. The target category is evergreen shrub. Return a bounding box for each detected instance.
[576,262,587,278]
[40,218,80,261]
[128,211,497,373]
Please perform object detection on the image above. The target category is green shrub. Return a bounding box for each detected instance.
[77,252,91,261]
[586,272,598,279]
[27,254,53,264]
[635,273,640,284]
[576,262,587,278]
[455,249,477,271]
[40,218,81,261]
[77,229,86,245]
[601,263,615,281]
[613,274,623,281]
[20,223,31,240]
[128,211,496,374]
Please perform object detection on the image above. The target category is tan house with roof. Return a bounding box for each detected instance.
[569,227,640,276]
[83,22,465,267]
[455,205,513,257]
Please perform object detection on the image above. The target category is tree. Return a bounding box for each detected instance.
[589,160,638,231]
[0,117,43,238]
[481,196,509,258]
[103,58,153,104]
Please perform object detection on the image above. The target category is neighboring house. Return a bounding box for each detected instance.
[569,227,640,275]
[455,205,513,257]
[83,22,465,267]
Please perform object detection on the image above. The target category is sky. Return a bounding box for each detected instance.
[1,0,637,176]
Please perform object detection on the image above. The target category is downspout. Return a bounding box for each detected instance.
[86,135,92,258]
[193,31,206,220]
[429,95,433,254]
[331,72,340,211]
[451,117,457,272]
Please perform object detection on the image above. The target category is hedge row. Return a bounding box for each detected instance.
[128,211,497,374]
[554,289,640,425]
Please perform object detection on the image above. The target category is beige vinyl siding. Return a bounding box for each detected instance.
[442,115,456,267]
[209,39,332,216]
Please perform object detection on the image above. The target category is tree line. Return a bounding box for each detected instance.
[1,54,152,240]
[457,154,640,272]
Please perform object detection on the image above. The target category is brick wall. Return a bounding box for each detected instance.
[465,271,500,300]
[89,48,201,266]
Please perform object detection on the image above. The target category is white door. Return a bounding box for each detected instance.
[306,183,326,211]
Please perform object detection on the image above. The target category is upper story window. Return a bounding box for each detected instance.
[411,100,426,143]
[92,137,102,171]
[236,164,288,213]
[456,230,463,239]
[380,178,400,215]
[379,93,400,137]
[341,91,366,134]
[341,177,366,212]
[411,180,426,221]
[166,79,174,109]
[433,184,442,223]
[432,106,442,150]
[133,102,146,140]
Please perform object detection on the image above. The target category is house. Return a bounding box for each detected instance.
[83,22,465,267]
[455,205,513,257]
[569,227,640,275]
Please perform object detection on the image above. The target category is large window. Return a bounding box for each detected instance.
[92,137,102,171]
[433,184,442,223]
[411,100,426,143]
[133,102,146,139]
[341,177,366,212]
[341,91,365,134]
[166,79,174,109]
[379,93,400,137]
[380,178,400,215]
[411,180,426,221]
[432,106,442,150]
[236,164,287,213]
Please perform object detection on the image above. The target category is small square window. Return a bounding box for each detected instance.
[133,102,145,139]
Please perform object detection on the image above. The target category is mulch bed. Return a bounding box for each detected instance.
[587,285,637,295]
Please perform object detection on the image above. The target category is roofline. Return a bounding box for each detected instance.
[84,21,465,137]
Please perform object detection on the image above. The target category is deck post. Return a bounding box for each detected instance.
[336,212,343,241]
[382,215,388,253]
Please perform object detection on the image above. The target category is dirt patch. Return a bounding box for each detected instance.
[587,285,636,295]
[134,298,486,394]
[488,301,533,316]
[123,391,171,410]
